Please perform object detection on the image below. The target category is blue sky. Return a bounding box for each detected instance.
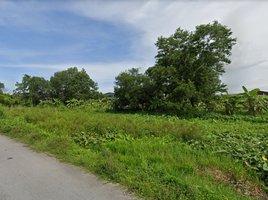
[0,0,268,94]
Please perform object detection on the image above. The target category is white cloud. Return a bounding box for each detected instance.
[0,48,44,60]
[70,0,268,93]
[1,0,268,94]
[0,42,89,63]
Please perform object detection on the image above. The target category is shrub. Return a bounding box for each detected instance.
[0,104,5,119]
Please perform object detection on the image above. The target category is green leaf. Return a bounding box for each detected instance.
[244,161,250,166]
[249,88,260,95]
[242,86,248,94]
[263,163,268,171]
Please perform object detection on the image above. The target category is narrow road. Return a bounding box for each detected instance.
[0,134,134,200]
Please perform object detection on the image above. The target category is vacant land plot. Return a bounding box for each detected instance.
[1,106,268,199]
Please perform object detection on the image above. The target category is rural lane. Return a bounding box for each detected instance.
[0,134,134,200]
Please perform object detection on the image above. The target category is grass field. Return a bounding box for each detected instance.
[1,105,268,199]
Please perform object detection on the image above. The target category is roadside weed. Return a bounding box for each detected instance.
[0,106,267,199]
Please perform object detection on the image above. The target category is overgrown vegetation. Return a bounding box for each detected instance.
[1,105,268,199]
[1,20,268,199]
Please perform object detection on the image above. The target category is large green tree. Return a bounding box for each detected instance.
[0,82,4,91]
[13,75,49,106]
[50,67,98,102]
[147,20,236,107]
[114,68,153,110]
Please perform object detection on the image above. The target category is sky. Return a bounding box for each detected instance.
[0,0,268,94]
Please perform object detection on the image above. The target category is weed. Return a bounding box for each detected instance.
[0,106,266,199]
[191,131,268,182]
[0,104,5,119]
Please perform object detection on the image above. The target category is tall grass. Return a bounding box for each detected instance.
[0,106,267,199]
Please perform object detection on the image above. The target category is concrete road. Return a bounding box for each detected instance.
[0,134,134,200]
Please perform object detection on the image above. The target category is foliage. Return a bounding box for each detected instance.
[2,20,268,199]
[191,131,268,181]
[66,98,80,109]
[37,100,54,108]
[239,86,268,114]
[0,104,5,119]
[114,68,153,110]
[147,20,236,107]
[0,91,20,107]
[52,98,62,107]
[50,67,98,103]
[221,93,241,115]
[11,68,102,106]
[217,86,268,116]
[0,106,265,199]
[149,97,168,112]
[13,74,49,106]
[0,82,4,91]
[72,128,133,147]
[91,91,106,100]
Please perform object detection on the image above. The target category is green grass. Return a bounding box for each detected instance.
[0,105,267,199]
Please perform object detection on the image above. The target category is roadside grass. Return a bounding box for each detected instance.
[0,105,267,199]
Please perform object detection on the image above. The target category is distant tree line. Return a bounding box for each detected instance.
[0,67,105,106]
[1,21,240,111]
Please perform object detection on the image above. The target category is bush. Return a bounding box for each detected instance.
[0,104,5,119]
[37,100,53,108]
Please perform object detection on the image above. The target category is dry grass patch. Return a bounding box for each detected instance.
[196,167,268,199]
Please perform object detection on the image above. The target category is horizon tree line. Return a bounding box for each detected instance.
[1,20,238,110]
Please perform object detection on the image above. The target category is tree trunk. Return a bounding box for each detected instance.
[190,98,195,108]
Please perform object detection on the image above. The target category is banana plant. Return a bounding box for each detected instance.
[254,94,268,114]
[239,86,268,114]
[86,99,94,109]
[53,98,62,107]
[221,93,241,115]
[66,98,79,109]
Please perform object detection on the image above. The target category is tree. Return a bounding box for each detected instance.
[50,67,98,103]
[147,20,236,107]
[67,68,98,100]
[13,75,49,106]
[49,68,77,102]
[0,82,4,91]
[114,68,153,110]
[28,76,49,105]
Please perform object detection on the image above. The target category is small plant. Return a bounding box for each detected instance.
[71,128,133,147]
[191,131,268,180]
[38,100,53,108]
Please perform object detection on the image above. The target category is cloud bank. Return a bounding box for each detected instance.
[0,0,268,94]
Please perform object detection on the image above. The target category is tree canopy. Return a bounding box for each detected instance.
[13,75,49,106]
[50,67,98,103]
[4,21,237,110]
[114,68,153,110]
[12,67,100,106]
[0,82,4,91]
[146,20,236,107]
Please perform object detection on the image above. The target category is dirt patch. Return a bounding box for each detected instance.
[195,168,268,199]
